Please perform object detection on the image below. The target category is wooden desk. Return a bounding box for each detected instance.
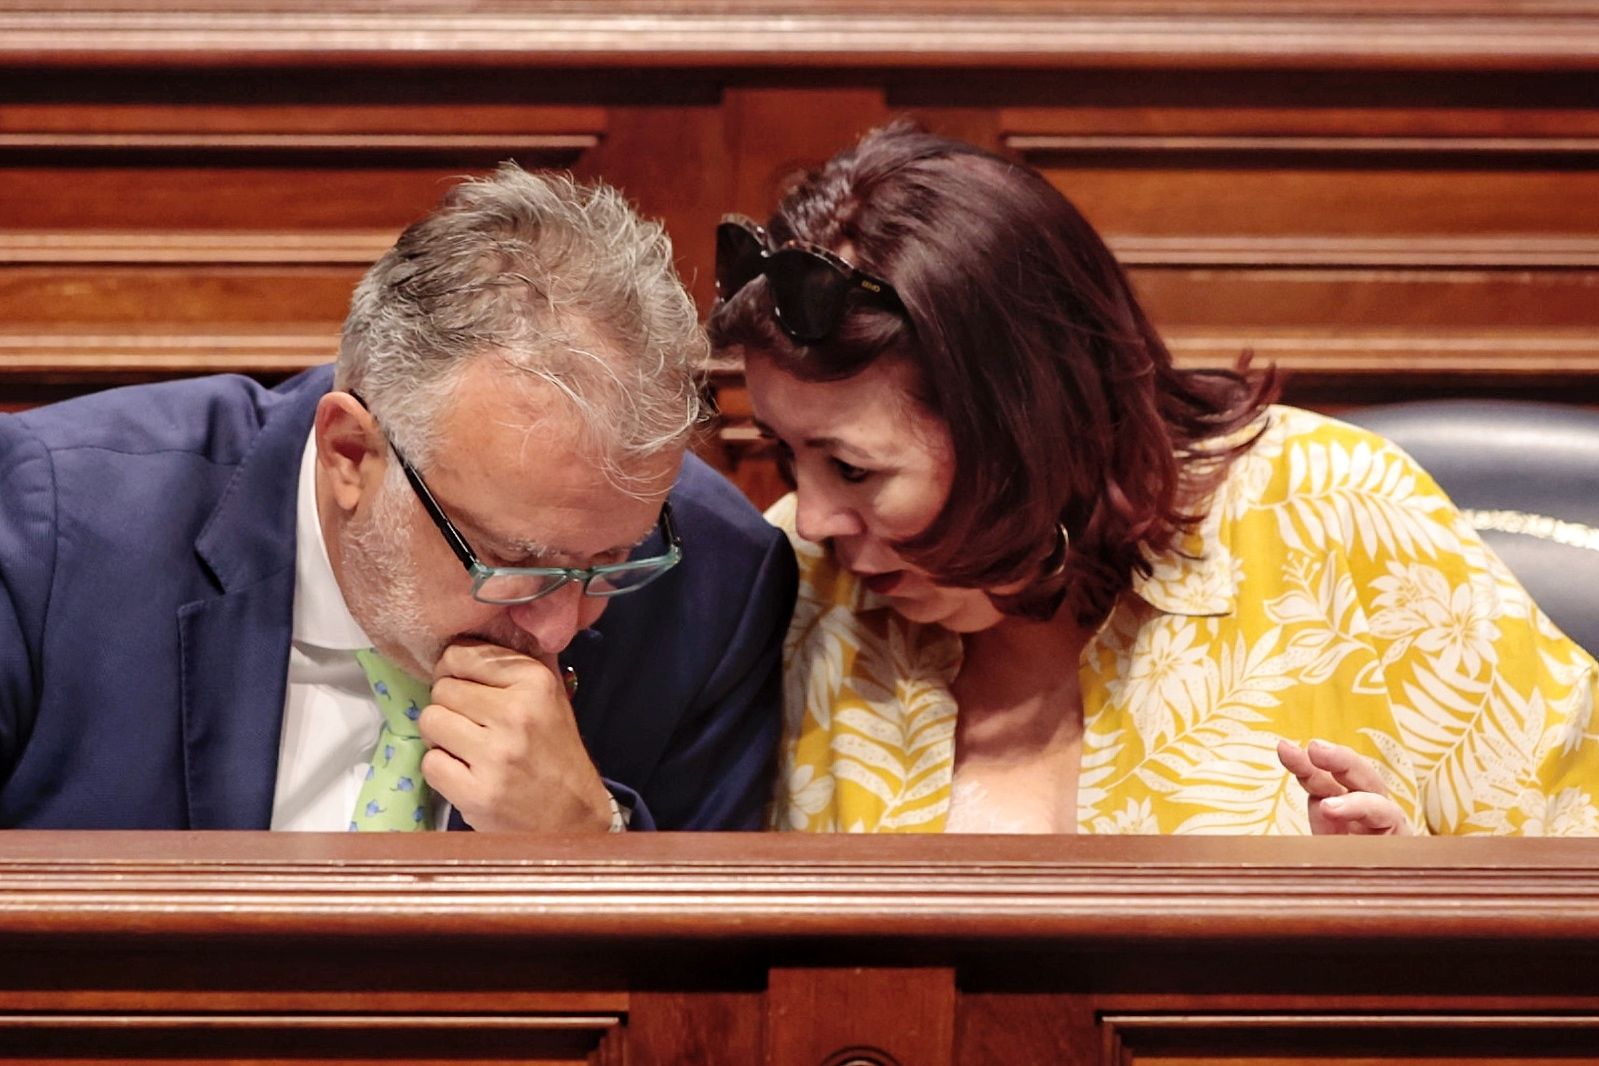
[2,833,1597,1064]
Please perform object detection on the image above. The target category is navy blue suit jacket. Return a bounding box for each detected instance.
[0,366,795,830]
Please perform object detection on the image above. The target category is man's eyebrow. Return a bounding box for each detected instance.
[484,531,559,561]
[471,515,656,564]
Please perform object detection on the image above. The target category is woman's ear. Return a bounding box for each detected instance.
[313,392,386,513]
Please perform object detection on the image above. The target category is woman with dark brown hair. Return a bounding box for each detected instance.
[709,122,1599,836]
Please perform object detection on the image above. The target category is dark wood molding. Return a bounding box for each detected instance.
[0,1014,624,1033]
[2,2,1598,71]
[1007,133,1599,158]
[0,132,599,170]
[0,231,393,264]
[4,834,1599,1062]
[2,833,1597,943]
[1109,235,1599,270]
[0,332,334,375]
[1102,1012,1599,1063]
[13,232,1597,271]
[1164,330,1599,375]
[6,327,1593,400]
[0,1004,627,1062]
[0,132,600,154]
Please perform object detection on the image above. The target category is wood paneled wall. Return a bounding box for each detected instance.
[3,2,1597,505]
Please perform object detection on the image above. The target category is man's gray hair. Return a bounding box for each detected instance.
[335,162,707,483]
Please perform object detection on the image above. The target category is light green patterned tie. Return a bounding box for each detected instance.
[349,649,436,832]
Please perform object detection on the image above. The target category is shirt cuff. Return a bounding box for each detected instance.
[607,790,631,833]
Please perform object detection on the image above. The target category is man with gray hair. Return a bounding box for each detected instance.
[0,163,795,832]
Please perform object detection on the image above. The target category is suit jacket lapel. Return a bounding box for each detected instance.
[179,367,329,829]
[178,574,297,828]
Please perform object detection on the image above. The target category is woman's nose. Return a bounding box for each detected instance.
[792,478,863,544]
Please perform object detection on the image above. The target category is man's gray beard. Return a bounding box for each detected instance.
[342,475,446,677]
[341,473,548,675]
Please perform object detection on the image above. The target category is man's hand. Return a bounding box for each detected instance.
[1277,738,1413,836]
[419,640,614,832]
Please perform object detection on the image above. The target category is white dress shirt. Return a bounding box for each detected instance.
[269,432,449,831]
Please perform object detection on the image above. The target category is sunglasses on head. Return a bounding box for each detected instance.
[714,213,903,344]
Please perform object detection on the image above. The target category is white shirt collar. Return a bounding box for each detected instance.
[292,429,373,651]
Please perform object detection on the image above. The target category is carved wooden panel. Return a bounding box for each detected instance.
[2,834,1599,1064]
[1102,1013,1599,1064]
[0,1012,625,1065]
[0,86,606,382]
[4,2,1599,503]
[627,990,766,1066]
[997,72,1599,403]
[767,967,957,1066]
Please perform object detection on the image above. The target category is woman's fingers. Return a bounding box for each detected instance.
[1276,738,1342,798]
[1305,737,1390,796]
[1278,737,1413,836]
[1319,791,1412,835]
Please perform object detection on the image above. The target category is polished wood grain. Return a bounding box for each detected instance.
[8,832,1599,939]
[768,967,957,1066]
[1,834,1598,1064]
[3,1,1598,71]
[3,0,1596,501]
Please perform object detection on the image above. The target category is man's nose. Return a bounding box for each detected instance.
[506,582,588,655]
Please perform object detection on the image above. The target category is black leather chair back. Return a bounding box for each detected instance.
[1341,400,1599,657]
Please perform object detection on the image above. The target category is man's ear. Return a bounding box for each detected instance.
[314,392,386,514]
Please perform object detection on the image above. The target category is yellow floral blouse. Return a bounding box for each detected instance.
[767,406,1599,835]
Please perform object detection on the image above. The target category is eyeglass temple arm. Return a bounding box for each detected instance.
[394,454,479,571]
[658,500,681,552]
[347,389,479,572]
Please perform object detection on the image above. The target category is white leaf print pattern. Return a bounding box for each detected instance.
[1128,628,1308,834]
[1545,657,1596,757]
[1393,665,1542,833]
[818,617,959,831]
[1076,732,1126,825]
[1358,726,1423,829]
[879,630,959,830]
[1266,555,1384,694]
[1089,796,1161,834]
[1275,438,1460,563]
[788,605,860,734]
[781,764,836,830]
[1120,619,1215,751]
[830,733,901,804]
[1472,787,1599,836]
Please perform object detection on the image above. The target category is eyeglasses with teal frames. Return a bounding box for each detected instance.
[350,392,683,606]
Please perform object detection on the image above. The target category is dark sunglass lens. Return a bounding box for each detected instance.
[767,249,848,343]
[715,222,767,301]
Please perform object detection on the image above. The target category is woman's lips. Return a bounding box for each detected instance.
[860,570,906,596]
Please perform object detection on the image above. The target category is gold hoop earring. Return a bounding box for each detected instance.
[1041,521,1070,580]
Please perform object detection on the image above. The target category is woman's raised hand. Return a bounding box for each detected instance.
[1276,738,1414,836]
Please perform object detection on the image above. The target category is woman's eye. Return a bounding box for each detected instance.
[832,458,869,484]
[770,440,796,486]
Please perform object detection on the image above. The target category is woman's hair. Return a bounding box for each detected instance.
[708,121,1275,627]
